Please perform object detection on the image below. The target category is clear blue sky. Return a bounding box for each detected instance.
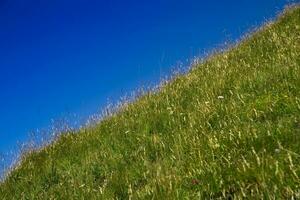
[0,0,291,155]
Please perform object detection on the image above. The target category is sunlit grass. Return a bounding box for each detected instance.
[0,5,300,199]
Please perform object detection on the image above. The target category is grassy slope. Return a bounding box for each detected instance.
[1,6,300,200]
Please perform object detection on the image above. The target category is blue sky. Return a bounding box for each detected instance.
[0,0,291,156]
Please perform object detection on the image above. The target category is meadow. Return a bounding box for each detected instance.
[0,5,299,199]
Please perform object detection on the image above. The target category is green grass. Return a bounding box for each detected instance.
[1,5,300,199]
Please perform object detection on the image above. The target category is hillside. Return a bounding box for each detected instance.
[1,5,300,199]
